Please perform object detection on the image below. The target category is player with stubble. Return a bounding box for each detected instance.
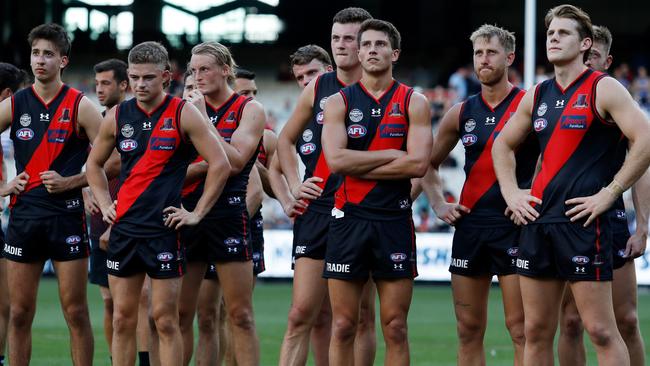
[86,41,231,366]
[322,19,432,366]
[277,8,378,366]
[557,24,649,366]
[0,23,103,366]
[493,5,650,365]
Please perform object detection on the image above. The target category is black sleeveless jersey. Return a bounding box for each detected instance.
[296,71,344,213]
[113,95,195,237]
[457,87,539,227]
[182,93,255,216]
[334,80,414,216]
[530,69,619,223]
[10,84,87,218]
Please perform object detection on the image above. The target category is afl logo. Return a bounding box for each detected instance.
[300,143,316,155]
[120,139,138,151]
[19,113,31,126]
[157,252,174,262]
[224,237,241,246]
[534,118,547,132]
[537,102,547,116]
[390,253,407,262]
[16,128,34,140]
[572,256,590,265]
[461,134,477,146]
[347,124,366,138]
[66,235,82,245]
[319,97,328,110]
[302,129,313,142]
[316,111,324,124]
[464,119,476,132]
[349,108,363,123]
[507,247,519,257]
[121,124,134,138]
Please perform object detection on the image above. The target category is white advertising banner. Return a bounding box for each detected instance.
[259,230,650,284]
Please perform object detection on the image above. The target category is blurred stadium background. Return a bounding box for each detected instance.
[1,0,650,364]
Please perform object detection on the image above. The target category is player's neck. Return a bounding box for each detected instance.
[137,92,166,113]
[359,72,394,98]
[105,96,126,111]
[205,85,234,107]
[336,66,362,86]
[33,78,64,104]
[480,77,513,108]
[554,58,588,89]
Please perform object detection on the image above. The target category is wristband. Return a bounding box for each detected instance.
[604,179,624,197]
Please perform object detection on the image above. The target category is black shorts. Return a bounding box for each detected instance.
[89,236,109,287]
[204,263,218,280]
[324,207,417,281]
[182,208,252,263]
[292,207,331,267]
[107,230,185,279]
[4,214,89,263]
[518,219,613,281]
[449,223,520,276]
[250,210,265,275]
[610,210,632,270]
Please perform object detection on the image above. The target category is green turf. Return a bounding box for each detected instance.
[25,278,650,365]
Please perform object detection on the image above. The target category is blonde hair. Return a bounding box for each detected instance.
[470,24,516,53]
[191,41,237,83]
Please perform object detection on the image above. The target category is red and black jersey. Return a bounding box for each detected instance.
[530,69,619,223]
[457,87,539,227]
[334,80,414,216]
[296,71,344,213]
[9,84,87,218]
[182,93,256,215]
[113,95,195,237]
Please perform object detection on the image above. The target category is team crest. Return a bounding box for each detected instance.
[572,94,589,109]
[537,102,547,116]
[160,118,174,131]
[58,108,71,123]
[464,119,476,132]
[389,102,402,116]
[225,111,237,123]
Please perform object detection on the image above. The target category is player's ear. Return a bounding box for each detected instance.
[391,49,400,63]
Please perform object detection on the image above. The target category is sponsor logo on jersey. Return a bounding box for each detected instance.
[615,209,626,220]
[16,128,34,140]
[66,235,82,245]
[107,260,120,270]
[120,139,138,151]
[40,113,49,121]
[227,196,242,205]
[349,108,363,123]
[451,257,469,268]
[319,97,328,110]
[571,256,590,265]
[371,108,382,117]
[461,134,477,146]
[143,121,152,130]
[560,115,587,129]
[347,124,366,138]
[4,243,23,256]
[555,99,565,108]
[534,118,547,132]
[300,142,316,155]
[157,252,174,262]
[302,129,313,142]
[47,129,67,143]
[507,247,519,257]
[380,124,407,138]
[19,113,31,126]
[398,199,410,209]
[537,102,548,116]
[224,237,241,246]
[150,137,176,151]
[326,262,351,273]
[390,253,407,262]
[66,199,81,209]
[485,116,496,125]
[121,124,134,138]
[464,119,476,132]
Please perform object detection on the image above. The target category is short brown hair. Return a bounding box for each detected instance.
[94,58,128,84]
[289,45,332,69]
[128,41,169,69]
[544,4,593,42]
[469,24,516,54]
[191,41,237,83]
[358,19,401,50]
[592,25,613,55]
[332,7,372,24]
[28,23,71,57]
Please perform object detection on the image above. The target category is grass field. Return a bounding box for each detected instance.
[26,278,650,365]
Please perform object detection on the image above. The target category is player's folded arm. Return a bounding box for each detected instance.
[224,100,265,174]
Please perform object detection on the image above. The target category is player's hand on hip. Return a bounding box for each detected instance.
[0,171,29,196]
[624,231,647,259]
[82,187,100,215]
[164,206,201,229]
[40,170,70,194]
[433,202,470,225]
[565,188,617,227]
[291,177,323,200]
[101,200,117,225]
[503,188,542,225]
